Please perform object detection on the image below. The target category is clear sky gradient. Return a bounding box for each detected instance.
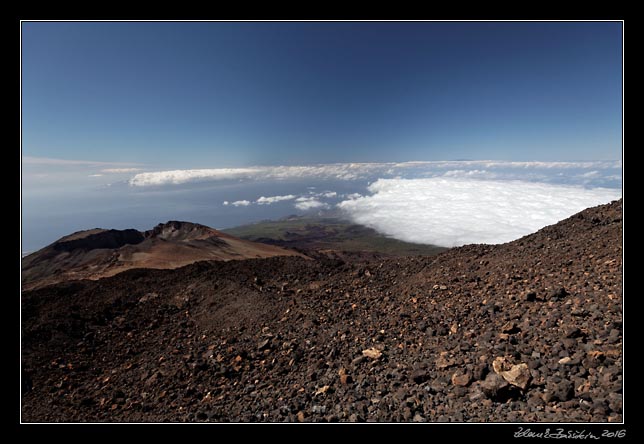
[22,21,622,167]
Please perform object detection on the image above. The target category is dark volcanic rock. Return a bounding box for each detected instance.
[411,369,431,384]
[551,287,569,300]
[479,373,510,401]
[21,200,622,422]
[544,381,575,403]
[524,291,537,302]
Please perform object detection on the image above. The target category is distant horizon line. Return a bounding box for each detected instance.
[23,155,622,168]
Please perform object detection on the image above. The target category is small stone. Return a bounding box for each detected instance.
[451,371,472,387]
[544,381,574,403]
[338,368,353,385]
[436,352,456,369]
[587,350,605,362]
[564,327,584,338]
[314,385,330,396]
[412,413,426,422]
[551,287,568,300]
[468,386,485,401]
[297,411,305,422]
[558,356,572,365]
[312,405,327,414]
[257,339,271,350]
[492,357,511,374]
[411,369,430,384]
[473,364,488,381]
[527,392,545,408]
[349,413,362,422]
[351,356,366,366]
[138,292,158,304]
[362,348,382,360]
[524,291,537,302]
[501,321,521,334]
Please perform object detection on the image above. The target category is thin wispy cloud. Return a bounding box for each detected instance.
[23,156,139,167]
[101,168,143,173]
[256,195,297,205]
[222,193,335,210]
[294,197,329,211]
[337,178,621,247]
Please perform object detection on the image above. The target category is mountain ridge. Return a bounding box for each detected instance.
[21,220,305,290]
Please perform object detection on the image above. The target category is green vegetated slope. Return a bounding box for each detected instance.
[223,216,446,256]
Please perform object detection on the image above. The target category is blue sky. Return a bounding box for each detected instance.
[22,21,622,166]
[21,22,623,252]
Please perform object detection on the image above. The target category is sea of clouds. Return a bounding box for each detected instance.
[337,178,620,247]
[125,160,622,248]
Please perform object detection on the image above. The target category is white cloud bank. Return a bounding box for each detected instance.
[101,168,143,173]
[337,178,621,247]
[128,160,621,187]
[129,165,377,186]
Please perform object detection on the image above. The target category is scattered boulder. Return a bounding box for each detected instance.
[362,348,382,360]
[499,363,531,390]
[480,373,509,400]
[492,357,531,390]
[451,371,471,387]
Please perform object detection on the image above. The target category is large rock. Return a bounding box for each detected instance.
[492,357,531,390]
[480,373,509,399]
[500,363,531,390]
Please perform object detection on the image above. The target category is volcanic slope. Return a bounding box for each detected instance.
[223,215,447,257]
[21,200,622,422]
[21,221,305,290]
